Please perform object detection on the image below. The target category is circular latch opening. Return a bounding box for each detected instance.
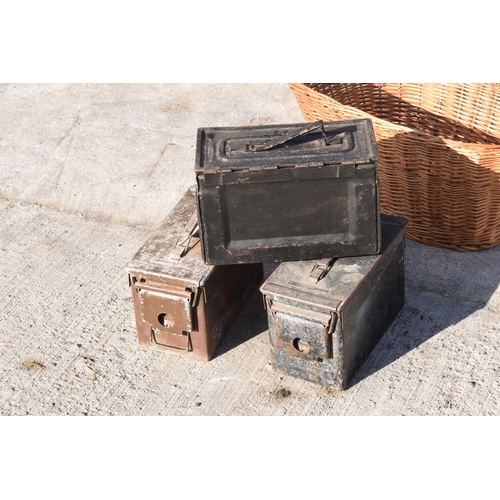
[293,338,312,354]
[158,312,175,328]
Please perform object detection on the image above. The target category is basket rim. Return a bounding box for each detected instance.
[289,83,500,151]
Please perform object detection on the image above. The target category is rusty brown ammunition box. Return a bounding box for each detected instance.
[195,119,380,265]
[260,214,408,389]
[127,186,263,361]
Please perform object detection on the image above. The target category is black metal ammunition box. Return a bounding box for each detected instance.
[195,120,381,265]
[260,214,408,389]
[127,186,263,361]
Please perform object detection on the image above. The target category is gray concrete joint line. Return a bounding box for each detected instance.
[0,195,151,230]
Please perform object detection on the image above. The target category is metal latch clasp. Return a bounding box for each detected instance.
[270,302,336,361]
[141,287,195,351]
[171,211,199,260]
[308,258,336,283]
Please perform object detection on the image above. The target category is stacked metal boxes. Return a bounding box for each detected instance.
[128,119,407,389]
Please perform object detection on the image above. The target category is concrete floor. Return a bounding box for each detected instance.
[1,83,499,416]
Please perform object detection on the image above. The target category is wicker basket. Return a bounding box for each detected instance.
[289,83,500,251]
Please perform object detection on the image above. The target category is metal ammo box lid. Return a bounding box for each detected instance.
[195,119,381,265]
[127,185,212,288]
[260,214,407,312]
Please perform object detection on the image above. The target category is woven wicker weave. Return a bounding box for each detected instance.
[289,83,500,251]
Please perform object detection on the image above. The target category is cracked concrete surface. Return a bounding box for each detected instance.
[1,83,499,415]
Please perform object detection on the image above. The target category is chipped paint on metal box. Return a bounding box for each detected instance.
[260,214,408,389]
[127,186,263,361]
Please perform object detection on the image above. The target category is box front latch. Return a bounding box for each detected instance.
[268,301,338,385]
[137,285,195,351]
[270,302,336,362]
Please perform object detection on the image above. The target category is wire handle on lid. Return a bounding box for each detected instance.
[249,121,340,152]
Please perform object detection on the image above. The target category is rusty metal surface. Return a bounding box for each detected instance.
[127,186,263,361]
[195,120,381,265]
[261,214,408,389]
[128,185,208,287]
[195,119,378,172]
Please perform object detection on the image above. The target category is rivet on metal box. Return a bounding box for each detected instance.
[260,214,408,390]
[195,119,381,265]
[127,186,263,361]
